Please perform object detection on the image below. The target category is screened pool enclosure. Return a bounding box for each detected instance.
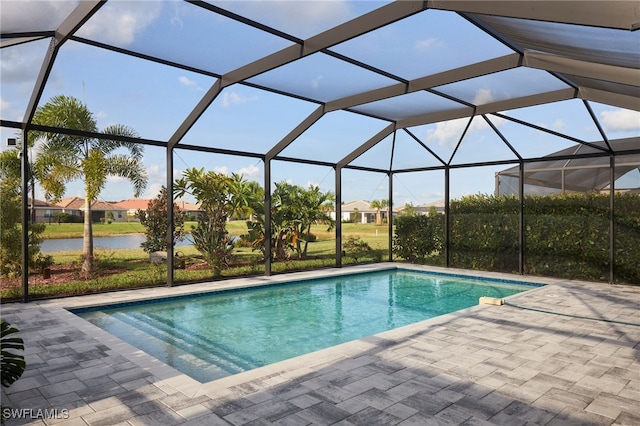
[1,1,639,298]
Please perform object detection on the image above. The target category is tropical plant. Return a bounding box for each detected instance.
[138,186,186,253]
[31,95,147,273]
[370,199,388,226]
[401,202,418,217]
[0,150,52,278]
[293,185,334,258]
[0,319,25,389]
[242,182,334,261]
[175,168,249,276]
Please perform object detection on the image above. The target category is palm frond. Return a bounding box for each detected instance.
[100,124,143,159]
[105,154,148,197]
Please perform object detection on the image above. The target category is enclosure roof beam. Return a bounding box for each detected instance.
[266,105,326,160]
[524,51,640,87]
[22,1,104,126]
[579,87,640,112]
[337,123,395,168]
[168,1,426,149]
[427,0,640,30]
[326,53,522,111]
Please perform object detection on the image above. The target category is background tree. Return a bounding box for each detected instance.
[138,186,185,254]
[294,185,334,259]
[31,95,147,273]
[175,168,248,276]
[0,150,51,278]
[401,202,418,217]
[370,199,388,225]
[242,182,334,261]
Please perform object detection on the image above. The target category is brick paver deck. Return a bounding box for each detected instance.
[1,264,639,425]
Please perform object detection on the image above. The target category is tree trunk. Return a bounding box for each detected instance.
[302,224,311,258]
[82,194,93,273]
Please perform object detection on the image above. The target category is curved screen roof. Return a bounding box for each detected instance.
[1,0,639,175]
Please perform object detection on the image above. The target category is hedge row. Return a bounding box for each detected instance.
[393,193,640,284]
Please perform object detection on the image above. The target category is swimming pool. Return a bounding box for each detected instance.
[73,269,539,383]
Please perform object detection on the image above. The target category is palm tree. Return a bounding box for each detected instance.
[31,95,147,273]
[370,199,388,226]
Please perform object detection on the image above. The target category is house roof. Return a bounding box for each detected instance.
[341,200,374,212]
[174,200,201,212]
[55,197,124,211]
[55,197,85,209]
[113,199,151,210]
[114,198,201,211]
[28,198,55,208]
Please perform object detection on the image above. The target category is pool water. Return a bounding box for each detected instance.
[74,269,537,382]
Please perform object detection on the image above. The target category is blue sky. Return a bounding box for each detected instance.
[1,0,638,206]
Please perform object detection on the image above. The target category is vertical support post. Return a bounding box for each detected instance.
[519,161,525,275]
[264,159,272,276]
[21,130,29,302]
[609,155,615,284]
[444,166,450,268]
[388,171,393,262]
[166,146,174,287]
[335,166,342,267]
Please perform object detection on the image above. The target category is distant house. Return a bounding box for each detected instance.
[113,199,151,221]
[174,199,201,219]
[55,197,127,223]
[114,198,201,221]
[27,198,63,223]
[395,200,445,216]
[330,200,389,224]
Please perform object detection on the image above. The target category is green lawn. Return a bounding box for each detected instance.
[41,220,390,239]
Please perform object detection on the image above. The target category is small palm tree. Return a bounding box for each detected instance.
[370,199,388,226]
[32,95,147,273]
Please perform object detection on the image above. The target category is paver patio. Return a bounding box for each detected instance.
[1,264,639,425]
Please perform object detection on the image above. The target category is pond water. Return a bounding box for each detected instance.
[40,234,194,252]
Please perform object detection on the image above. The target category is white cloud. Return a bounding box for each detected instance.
[426,116,502,148]
[238,164,261,178]
[107,175,128,184]
[76,1,162,45]
[220,91,256,107]
[178,76,201,91]
[311,75,324,89]
[0,97,10,115]
[552,119,566,131]
[236,1,351,36]
[0,1,77,34]
[473,88,495,105]
[214,165,230,175]
[0,41,45,86]
[600,108,640,132]
[414,37,441,51]
[426,119,468,148]
[145,182,164,199]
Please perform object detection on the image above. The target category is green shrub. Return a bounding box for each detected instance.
[393,193,640,283]
[343,237,372,262]
[393,215,443,263]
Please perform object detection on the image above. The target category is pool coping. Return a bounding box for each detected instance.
[34,263,560,399]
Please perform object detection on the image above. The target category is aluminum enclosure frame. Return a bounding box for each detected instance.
[2,1,638,300]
